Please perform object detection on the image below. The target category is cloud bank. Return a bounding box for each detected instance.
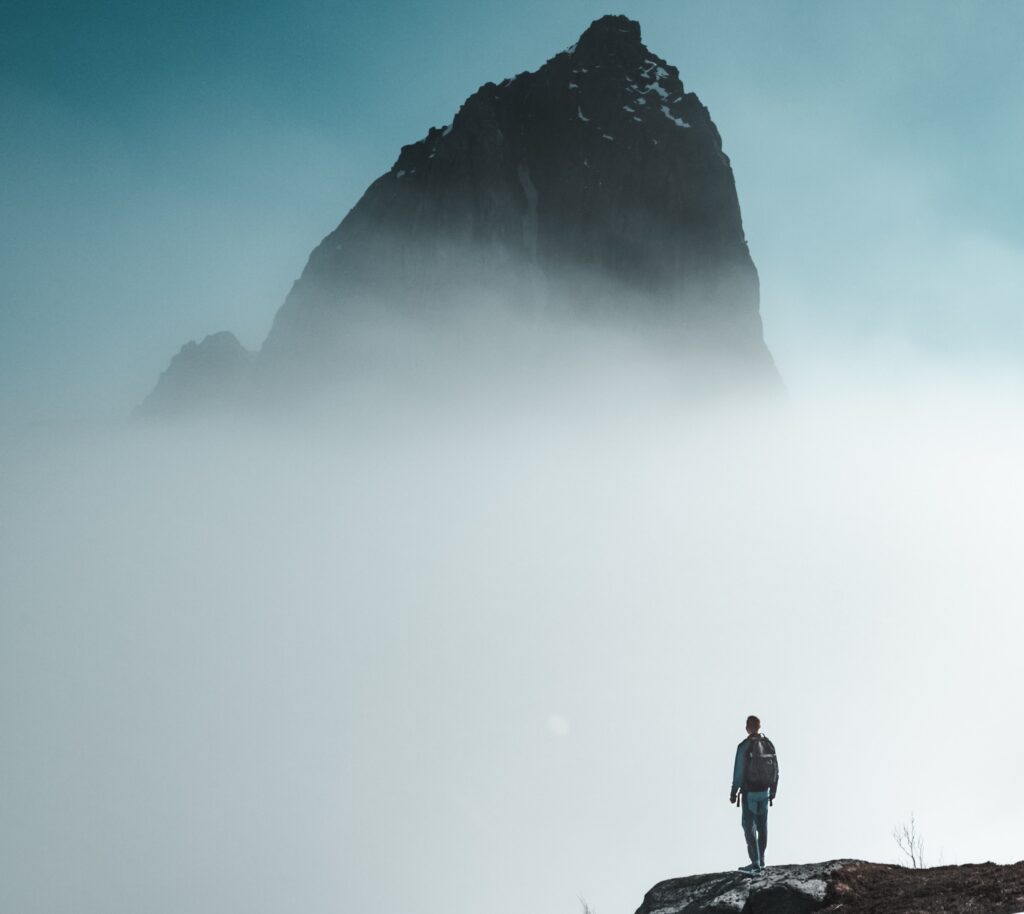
[2,348,1021,914]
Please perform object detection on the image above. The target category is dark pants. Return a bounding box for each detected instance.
[741,791,769,866]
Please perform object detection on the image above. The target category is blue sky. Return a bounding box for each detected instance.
[3,0,1023,422]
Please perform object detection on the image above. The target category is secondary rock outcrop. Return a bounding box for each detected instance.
[137,331,253,418]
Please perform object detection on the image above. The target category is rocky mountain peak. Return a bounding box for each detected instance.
[570,14,644,63]
[140,16,779,415]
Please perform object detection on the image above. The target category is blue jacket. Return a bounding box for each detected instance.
[732,734,779,796]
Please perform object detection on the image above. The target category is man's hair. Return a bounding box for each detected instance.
[746,715,761,732]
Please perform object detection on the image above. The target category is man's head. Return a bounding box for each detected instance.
[745,715,761,735]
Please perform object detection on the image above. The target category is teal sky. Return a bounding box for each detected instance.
[3,1,1023,423]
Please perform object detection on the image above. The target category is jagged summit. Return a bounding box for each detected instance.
[572,14,643,57]
[140,15,778,416]
[382,16,705,200]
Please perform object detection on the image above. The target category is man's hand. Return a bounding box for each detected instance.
[730,792,738,805]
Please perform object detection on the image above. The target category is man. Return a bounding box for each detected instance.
[729,715,779,874]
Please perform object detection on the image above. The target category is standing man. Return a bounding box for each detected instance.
[729,715,779,874]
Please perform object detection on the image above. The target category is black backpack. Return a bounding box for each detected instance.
[744,735,777,791]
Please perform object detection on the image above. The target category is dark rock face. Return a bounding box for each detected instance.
[265,14,772,370]
[142,14,778,414]
[636,860,1024,914]
[136,331,252,417]
[636,861,852,914]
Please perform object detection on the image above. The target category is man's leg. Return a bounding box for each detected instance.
[741,795,759,865]
[755,801,768,867]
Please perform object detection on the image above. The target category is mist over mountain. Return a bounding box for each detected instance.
[140,15,778,416]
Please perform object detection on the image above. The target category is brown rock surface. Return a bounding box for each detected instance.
[821,860,1024,913]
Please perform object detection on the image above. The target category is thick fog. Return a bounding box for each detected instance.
[2,336,1022,914]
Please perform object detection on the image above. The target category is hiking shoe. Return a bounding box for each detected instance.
[737,864,759,874]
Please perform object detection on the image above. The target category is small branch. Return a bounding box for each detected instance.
[892,812,926,868]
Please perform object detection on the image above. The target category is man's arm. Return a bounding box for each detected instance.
[730,743,745,803]
[768,739,779,800]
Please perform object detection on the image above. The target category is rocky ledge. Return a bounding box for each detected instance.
[635,859,1024,914]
